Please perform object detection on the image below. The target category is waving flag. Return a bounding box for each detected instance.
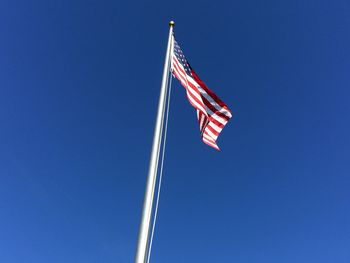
[170,36,232,150]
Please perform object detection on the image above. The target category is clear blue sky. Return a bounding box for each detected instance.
[1,0,349,262]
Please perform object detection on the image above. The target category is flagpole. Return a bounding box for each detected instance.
[134,21,174,263]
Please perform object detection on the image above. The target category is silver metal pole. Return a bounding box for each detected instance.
[134,21,174,263]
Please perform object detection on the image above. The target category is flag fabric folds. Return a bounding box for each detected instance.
[170,35,232,150]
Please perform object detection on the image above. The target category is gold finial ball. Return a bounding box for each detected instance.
[169,21,175,27]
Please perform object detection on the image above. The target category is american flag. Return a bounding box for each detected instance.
[171,35,232,150]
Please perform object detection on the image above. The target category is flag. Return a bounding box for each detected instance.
[170,35,232,150]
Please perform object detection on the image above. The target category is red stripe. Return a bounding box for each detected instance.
[200,115,209,134]
[208,116,224,128]
[185,89,206,112]
[191,69,231,112]
[173,57,187,76]
[173,67,203,102]
[186,77,232,118]
[172,60,209,116]
[173,69,207,114]
[173,57,228,123]
[202,96,230,121]
[172,64,188,86]
[173,59,212,107]
[203,132,214,142]
[205,123,220,137]
[197,111,203,125]
[202,132,220,151]
[202,138,220,150]
[185,79,230,122]
[187,82,230,120]
[203,139,220,151]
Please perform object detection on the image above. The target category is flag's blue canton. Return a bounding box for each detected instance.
[173,39,192,76]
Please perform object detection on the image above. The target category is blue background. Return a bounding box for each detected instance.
[1,0,349,262]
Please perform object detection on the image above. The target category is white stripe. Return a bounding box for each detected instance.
[200,115,207,133]
[208,121,222,133]
[187,76,232,118]
[177,72,230,124]
[204,105,228,125]
[172,56,188,79]
[185,83,206,107]
[203,136,215,145]
[203,132,215,142]
[202,136,219,149]
[172,57,209,116]
[205,141,219,150]
[204,127,218,140]
[173,66,228,126]
[203,137,216,146]
[197,86,232,117]
[185,89,208,115]
[209,106,232,118]
[173,63,228,125]
[199,113,205,131]
[172,66,188,87]
[172,57,206,106]
[172,70,207,114]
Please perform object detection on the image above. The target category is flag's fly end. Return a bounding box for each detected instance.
[169,21,175,27]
